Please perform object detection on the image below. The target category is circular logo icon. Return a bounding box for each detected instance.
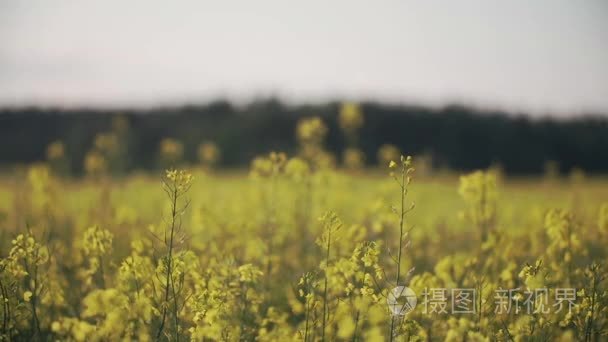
[387,286,417,316]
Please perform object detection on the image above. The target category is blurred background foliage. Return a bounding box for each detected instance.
[1,99,607,175]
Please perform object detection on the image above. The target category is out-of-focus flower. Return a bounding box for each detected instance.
[198,141,221,166]
[338,102,364,134]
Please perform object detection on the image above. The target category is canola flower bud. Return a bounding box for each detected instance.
[94,132,119,154]
[343,148,365,170]
[378,144,400,167]
[249,152,287,178]
[84,150,107,176]
[198,141,221,165]
[82,226,114,257]
[238,264,263,283]
[46,140,65,160]
[159,138,184,162]
[338,102,364,133]
[285,157,310,181]
[296,116,328,145]
[165,169,194,188]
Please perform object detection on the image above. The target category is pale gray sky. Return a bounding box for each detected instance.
[1,0,607,116]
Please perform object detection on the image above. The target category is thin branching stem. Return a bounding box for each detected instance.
[321,228,331,342]
[157,184,178,341]
[390,161,408,342]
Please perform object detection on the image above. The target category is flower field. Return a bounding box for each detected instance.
[1,161,607,341]
[0,113,607,341]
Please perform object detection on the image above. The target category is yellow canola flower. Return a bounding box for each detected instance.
[338,102,364,133]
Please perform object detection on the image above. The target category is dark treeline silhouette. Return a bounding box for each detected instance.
[1,99,607,175]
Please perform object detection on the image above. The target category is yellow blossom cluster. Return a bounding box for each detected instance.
[0,138,607,341]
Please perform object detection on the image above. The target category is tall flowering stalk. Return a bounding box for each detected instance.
[388,156,415,341]
[1,232,49,340]
[156,169,193,341]
[316,211,342,341]
[458,170,497,243]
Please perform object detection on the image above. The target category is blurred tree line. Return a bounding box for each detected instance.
[1,99,607,175]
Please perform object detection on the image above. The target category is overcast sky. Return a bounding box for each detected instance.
[1,0,607,116]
